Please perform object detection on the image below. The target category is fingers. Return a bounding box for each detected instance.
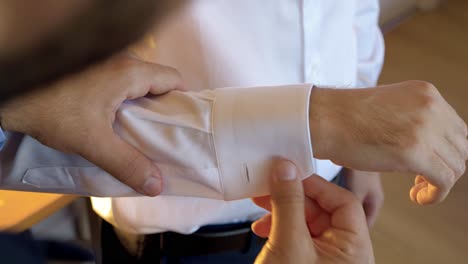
[268,160,309,242]
[302,176,358,213]
[408,126,466,205]
[126,62,185,99]
[257,161,368,239]
[302,176,366,232]
[254,161,317,264]
[440,137,466,179]
[446,134,468,161]
[410,177,440,205]
[411,152,454,205]
[306,207,331,237]
[83,127,162,196]
[344,170,384,227]
[253,193,332,237]
[362,194,382,227]
[83,57,184,195]
[415,175,425,185]
[442,101,468,138]
[445,135,468,183]
[144,63,185,93]
[252,195,272,211]
[252,214,272,238]
[409,118,466,206]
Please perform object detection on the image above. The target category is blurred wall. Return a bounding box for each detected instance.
[379,0,416,24]
[379,0,441,24]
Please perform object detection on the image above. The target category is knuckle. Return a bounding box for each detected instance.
[264,242,291,260]
[409,81,440,107]
[126,62,146,79]
[450,159,465,180]
[348,195,361,207]
[110,56,135,72]
[340,190,360,206]
[160,65,183,82]
[118,154,147,184]
[401,147,431,173]
[273,191,304,205]
[453,169,463,181]
[161,65,180,76]
[457,162,466,179]
[419,94,436,109]
[411,80,437,93]
[443,170,456,188]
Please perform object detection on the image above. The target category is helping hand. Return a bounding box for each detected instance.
[0,54,184,196]
[253,160,374,264]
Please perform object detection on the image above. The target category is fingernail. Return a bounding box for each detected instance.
[143,177,161,196]
[274,161,297,181]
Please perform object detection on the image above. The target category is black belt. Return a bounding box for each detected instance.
[141,221,259,258]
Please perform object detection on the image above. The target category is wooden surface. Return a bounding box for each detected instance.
[0,190,76,232]
[373,0,468,263]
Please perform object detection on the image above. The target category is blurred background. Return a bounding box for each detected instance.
[374,0,468,263]
[0,0,466,263]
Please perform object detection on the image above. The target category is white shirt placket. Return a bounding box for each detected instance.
[302,0,322,84]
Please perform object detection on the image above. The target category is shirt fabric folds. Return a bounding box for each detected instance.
[0,0,384,234]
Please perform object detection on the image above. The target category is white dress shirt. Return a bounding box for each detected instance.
[0,0,384,234]
[1,85,314,198]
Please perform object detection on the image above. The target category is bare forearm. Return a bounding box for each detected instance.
[308,81,467,205]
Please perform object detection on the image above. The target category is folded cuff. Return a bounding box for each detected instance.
[212,84,316,200]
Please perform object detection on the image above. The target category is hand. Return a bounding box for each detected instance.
[309,81,468,205]
[253,160,374,264]
[0,54,184,196]
[344,169,384,227]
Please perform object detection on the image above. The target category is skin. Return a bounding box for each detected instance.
[344,170,384,227]
[1,72,466,202]
[310,82,468,205]
[0,2,465,261]
[0,54,185,196]
[0,2,466,204]
[0,1,183,196]
[254,160,374,264]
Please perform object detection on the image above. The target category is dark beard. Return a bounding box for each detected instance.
[0,0,180,101]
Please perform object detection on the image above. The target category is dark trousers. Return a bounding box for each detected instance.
[102,220,265,264]
[102,171,346,264]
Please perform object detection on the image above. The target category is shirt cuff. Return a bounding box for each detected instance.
[212,84,316,200]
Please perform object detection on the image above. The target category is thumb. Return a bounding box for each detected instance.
[269,160,308,242]
[83,127,162,196]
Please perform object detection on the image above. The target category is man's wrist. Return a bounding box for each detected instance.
[309,87,337,160]
[309,87,358,162]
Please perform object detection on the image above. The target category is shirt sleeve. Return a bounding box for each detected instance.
[0,84,315,200]
[354,0,385,87]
